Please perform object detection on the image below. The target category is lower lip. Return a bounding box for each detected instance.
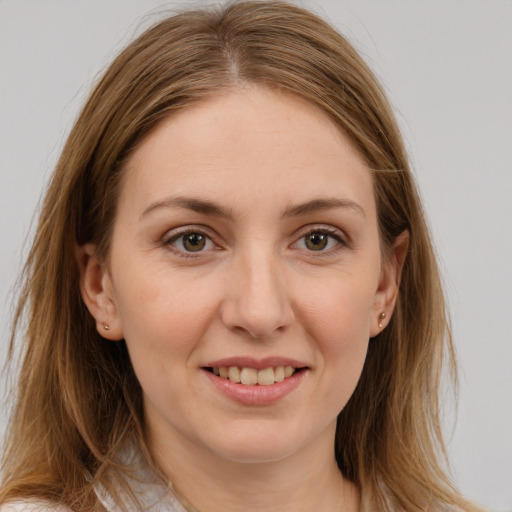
[202,368,307,406]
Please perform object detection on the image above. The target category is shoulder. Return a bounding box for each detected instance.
[0,501,72,512]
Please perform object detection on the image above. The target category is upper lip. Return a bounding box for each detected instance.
[204,356,309,370]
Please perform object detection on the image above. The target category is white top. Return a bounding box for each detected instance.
[0,440,189,512]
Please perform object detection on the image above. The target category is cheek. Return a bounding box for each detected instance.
[297,273,376,391]
[112,264,221,357]
[300,273,376,343]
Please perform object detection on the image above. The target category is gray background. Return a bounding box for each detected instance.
[1,0,511,510]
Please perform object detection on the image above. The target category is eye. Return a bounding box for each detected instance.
[166,230,216,254]
[304,232,330,251]
[293,228,345,253]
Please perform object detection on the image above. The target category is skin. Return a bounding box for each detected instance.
[79,86,407,512]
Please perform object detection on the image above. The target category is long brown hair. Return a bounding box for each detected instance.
[1,1,478,510]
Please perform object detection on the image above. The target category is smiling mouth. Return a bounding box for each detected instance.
[204,366,305,386]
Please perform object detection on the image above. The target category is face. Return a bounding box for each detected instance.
[82,86,400,467]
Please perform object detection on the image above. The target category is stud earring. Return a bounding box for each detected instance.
[378,312,386,329]
[103,323,110,331]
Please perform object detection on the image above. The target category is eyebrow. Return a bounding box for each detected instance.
[282,198,366,218]
[141,196,233,220]
[140,195,365,220]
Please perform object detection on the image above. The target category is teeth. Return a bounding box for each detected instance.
[274,366,285,382]
[228,366,241,383]
[213,366,298,385]
[257,368,274,386]
[240,368,258,385]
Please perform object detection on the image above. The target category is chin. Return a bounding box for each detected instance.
[203,420,321,465]
[213,442,299,465]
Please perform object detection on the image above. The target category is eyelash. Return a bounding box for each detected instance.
[162,225,348,259]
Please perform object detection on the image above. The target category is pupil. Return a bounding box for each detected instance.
[306,233,327,251]
[183,233,205,251]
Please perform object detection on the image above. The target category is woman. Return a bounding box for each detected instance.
[0,1,484,511]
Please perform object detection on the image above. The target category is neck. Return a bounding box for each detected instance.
[147,422,360,512]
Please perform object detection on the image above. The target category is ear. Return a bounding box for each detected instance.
[370,230,409,338]
[75,243,123,340]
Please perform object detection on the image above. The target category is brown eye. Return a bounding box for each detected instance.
[304,233,328,251]
[166,226,218,258]
[168,231,214,254]
[182,233,206,252]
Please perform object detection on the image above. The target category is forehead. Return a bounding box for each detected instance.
[119,86,375,219]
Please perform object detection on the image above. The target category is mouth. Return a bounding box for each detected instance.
[204,365,305,386]
[202,358,309,405]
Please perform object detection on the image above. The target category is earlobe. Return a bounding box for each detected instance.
[370,230,409,337]
[75,243,123,340]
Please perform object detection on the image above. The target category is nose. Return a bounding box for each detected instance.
[220,248,295,339]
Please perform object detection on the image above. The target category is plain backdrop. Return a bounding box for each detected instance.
[1,0,511,510]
